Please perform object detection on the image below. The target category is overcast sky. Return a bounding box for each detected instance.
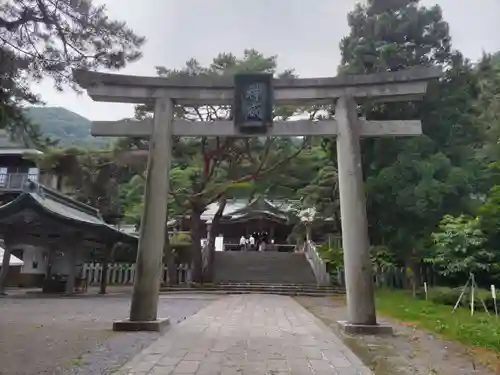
[30,0,500,121]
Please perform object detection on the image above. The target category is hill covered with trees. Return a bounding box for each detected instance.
[24,107,111,148]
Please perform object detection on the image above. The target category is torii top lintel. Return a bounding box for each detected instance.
[72,66,442,105]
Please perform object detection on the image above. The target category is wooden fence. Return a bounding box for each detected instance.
[82,262,440,289]
[332,266,440,289]
[82,263,191,285]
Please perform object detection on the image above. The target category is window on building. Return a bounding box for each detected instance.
[28,168,39,182]
[0,167,7,186]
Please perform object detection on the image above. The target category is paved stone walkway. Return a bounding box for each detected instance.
[116,294,372,375]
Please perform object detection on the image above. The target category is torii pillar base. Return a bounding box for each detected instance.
[113,318,170,332]
[337,321,393,335]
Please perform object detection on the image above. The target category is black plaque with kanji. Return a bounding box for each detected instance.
[233,73,273,134]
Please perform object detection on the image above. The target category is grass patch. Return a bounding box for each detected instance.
[69,356,84,367]
[376,289,500,352]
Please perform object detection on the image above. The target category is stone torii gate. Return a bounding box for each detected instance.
[74,67,440,333]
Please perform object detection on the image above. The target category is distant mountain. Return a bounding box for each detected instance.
[24,106,112,148]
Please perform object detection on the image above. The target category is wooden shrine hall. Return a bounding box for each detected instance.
[203,197,297,251]
[0,181,137,294]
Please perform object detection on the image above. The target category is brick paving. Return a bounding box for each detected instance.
[115,294,372,375]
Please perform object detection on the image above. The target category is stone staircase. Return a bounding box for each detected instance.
[185,251,343,296]
[214,251,317,284]
[160,251,345,296]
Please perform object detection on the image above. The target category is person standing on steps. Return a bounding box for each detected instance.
[239,235,247,251]
[249,234,255,251]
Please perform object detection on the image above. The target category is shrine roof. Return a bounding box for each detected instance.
[227,197,290,221]
[0,182,137,243]
[201,198,331,224]
[201,197,301,224]
[0,130,42,155]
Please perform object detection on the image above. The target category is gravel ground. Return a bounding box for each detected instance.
[0,293,220,375]
[296,296,498,375]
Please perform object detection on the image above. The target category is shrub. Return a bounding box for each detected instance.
[420,286,462,306]
[317,243,344,271]
[418,286,500,313]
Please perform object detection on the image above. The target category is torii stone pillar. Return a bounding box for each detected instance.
[335,96,378,330]
[114,98,173,331]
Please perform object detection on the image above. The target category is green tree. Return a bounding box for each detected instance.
[120,174,148,225]
[251,141,327,200]
[299,160,340,231]
[478,184,500,252]
[331,0,486,287]
[339,0,451,74]
[474,53,500,167]
[429,215,491,278]
[0,47,53,147]
[36,147,129,223]
[1,0,144,87]
[0,0,144,143]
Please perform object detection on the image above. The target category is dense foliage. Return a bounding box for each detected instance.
[311,0,500,288]
[0,0,144,146]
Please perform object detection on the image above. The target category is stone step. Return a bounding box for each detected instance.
[160,284,345,297]
[216,283,341,289]
[171,284,342,290]
[212,278,320,284]
[161,290,339,297]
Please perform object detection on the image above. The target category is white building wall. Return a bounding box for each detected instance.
[12,245,85,275]
[17,245,47,274]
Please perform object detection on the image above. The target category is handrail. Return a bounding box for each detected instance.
[304,240,331,286]
[0,172,38,190]
[201,239,209,272]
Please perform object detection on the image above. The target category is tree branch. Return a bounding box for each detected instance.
[0,9,45,32]
[203,138,310,204]
[169,190,186,209]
